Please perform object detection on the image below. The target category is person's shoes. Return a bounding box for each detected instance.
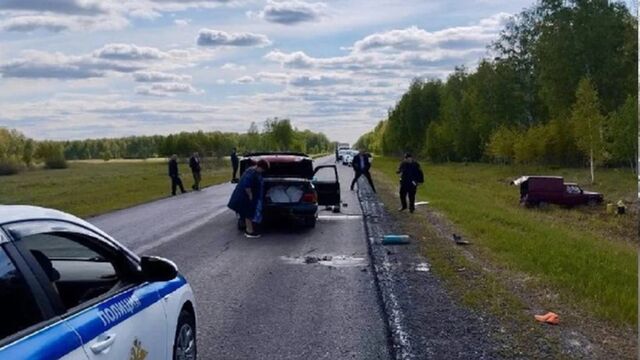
[244,231,261,238]
[409,208,415,213]
[398,207,406,212]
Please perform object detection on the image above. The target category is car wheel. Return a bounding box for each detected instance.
[174,309,197,360]
[304,216,317,228]
[538,201,548,209]
[587,198,598,207]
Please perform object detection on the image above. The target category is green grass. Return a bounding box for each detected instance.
[374,157,637,326]
[0,159,231,218]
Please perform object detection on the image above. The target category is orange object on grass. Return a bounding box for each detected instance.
[534,311,559,325]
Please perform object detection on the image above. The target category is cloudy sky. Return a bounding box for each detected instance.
[0,0,581,143]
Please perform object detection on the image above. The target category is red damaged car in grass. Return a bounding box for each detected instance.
[512,176,603,207]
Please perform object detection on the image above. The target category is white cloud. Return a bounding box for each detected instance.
[136,82,201,96]
[0,0,110,16]
[352,13,511,53]
[197,28,272,47]
[94,43,167,61]
[133,71,191,82]
[289,74,351,87]
[0,15,72,32]
[173,18,191,26]
[257,0,327,25]
[0,44,192,79]
[221,62,246,70]
[233,75,255,84]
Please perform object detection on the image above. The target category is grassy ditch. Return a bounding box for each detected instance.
[372,157,637,328]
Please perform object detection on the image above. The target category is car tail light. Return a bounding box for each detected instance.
[302,192,317,203]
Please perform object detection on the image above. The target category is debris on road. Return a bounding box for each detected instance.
[415,201,429,206]
[382,234,410,245]
[535,312,560,325]
[415,263,430,272]
[453,233,470,245]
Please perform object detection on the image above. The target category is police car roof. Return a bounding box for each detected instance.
[0,205,114,242]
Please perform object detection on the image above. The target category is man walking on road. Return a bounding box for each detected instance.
[350,149,376,193]
[169,154,186,196]
[189,152,202,191]
[397,153,423,213]
[231,147,239,183]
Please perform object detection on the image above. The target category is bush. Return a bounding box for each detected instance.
[36,142,68,169]
[0,158,22,176]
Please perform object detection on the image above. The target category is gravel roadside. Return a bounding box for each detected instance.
[356,179,503,360]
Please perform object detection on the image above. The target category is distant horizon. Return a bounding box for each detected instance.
[0,0,634,144]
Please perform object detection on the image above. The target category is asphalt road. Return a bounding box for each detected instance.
[90,156,391,360]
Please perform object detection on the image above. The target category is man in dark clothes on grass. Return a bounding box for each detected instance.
[169,154,186,196]
[397,153,424,213]
[350,149,376,193]
[189,152,201,191]
[231,147,239,183]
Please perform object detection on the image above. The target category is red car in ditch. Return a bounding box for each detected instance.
[512,176,603,207]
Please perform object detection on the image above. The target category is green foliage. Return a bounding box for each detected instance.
[355,0,636,170]
[36,142,67,169]
[605,95,638,171]
[571,77,605,182]
[486,126,517,164]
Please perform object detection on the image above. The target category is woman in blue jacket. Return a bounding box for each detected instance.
[228,159,270,238]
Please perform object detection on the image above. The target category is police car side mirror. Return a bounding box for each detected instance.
[140,256,178,282]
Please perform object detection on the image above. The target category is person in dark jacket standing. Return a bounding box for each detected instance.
[228,159,270,238]
[231,147,239,183]
[350,149,376,193]
[397,153,423,213]
[189,152,201,191]
[168,154,186,196]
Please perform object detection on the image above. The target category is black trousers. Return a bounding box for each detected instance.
[192,171,201,190]
[351,170,376,193]
[171,176,185,195]
[232,163,239,180]
[399,182,417,211]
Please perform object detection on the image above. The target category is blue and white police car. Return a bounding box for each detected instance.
[0,205,197,360]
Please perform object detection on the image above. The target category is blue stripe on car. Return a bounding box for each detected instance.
[0,276,186,359]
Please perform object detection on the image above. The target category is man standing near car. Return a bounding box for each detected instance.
[397,153,423,213]
[169,154,186,196]
[231,147,239,183]
[189,152,201,191]
[350,149,376,193]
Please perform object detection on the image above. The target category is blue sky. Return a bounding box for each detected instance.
[0,0,634,143]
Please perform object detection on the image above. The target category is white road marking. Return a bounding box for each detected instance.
[317,214,362,221]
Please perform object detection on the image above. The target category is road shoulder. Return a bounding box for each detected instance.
[357,178,503,360]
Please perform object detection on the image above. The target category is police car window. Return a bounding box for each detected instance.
[20,233,120,311]
[0,247,43,340]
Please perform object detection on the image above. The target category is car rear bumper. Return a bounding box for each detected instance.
[264,203,318,219]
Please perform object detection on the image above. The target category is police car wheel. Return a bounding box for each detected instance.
[174,309,197,360]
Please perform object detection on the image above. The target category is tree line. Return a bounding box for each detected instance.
[355,0,637,180]
[0,118,333,175]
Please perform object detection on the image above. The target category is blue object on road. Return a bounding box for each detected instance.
[382,234,410,245]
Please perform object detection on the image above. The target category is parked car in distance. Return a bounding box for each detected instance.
[336,143,349,161]
[238,152,341,228]
[342,150,358,166]
[512,176,603,207]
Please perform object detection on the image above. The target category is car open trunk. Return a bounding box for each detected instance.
[264,178,312,204]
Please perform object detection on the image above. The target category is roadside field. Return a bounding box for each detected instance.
[372,157,637,330]
[0,159,231,218]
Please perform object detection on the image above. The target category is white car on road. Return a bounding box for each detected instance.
[0,205,197,360]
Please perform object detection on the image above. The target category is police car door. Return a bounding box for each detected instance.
[0,230,87,360]
[7,220,168,360]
